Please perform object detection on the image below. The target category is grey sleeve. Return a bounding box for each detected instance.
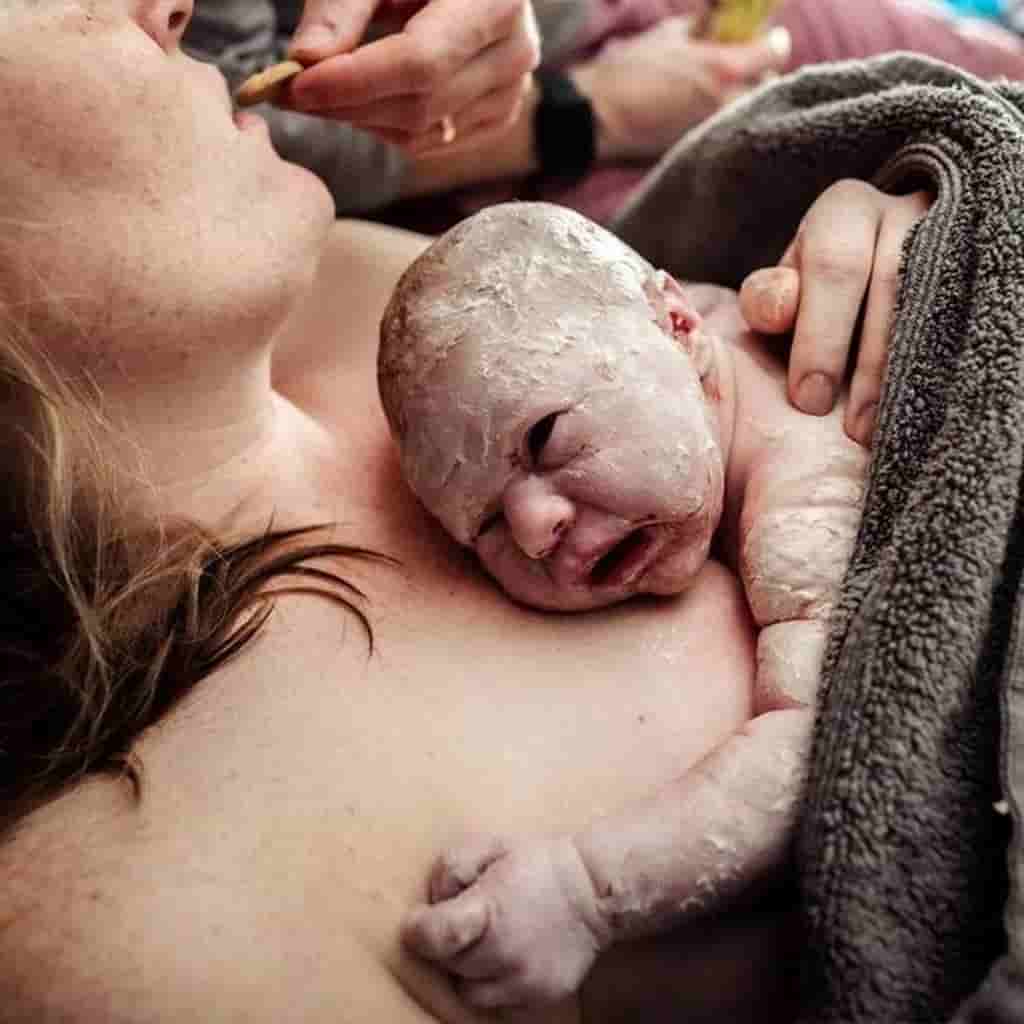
[533,0,591,65]
[184,0,408,215]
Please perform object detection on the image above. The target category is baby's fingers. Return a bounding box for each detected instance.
[402,895,489,963]
[428,833,510,902]
[404,888,524,984]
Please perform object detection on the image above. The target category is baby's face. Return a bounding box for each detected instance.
[400,296,726,612]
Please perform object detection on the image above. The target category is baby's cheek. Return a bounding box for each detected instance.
[645,510,718,596]
[477,530,587,611]
[477,529,536,588]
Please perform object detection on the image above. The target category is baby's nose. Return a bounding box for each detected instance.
[503,477,575,559]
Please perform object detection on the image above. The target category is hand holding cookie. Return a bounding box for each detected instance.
[236,61,305,108]
[265,0,539,154]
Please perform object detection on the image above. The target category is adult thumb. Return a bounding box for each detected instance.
[289,0,379,61]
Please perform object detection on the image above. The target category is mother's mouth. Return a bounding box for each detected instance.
[589,526,659,587]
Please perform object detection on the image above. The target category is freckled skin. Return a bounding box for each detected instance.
[380,203,868,1011]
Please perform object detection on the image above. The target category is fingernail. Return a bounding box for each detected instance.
[852,401,878,446]
[796,372,836,416]
[290,25,335,54]
[767,26,791,64]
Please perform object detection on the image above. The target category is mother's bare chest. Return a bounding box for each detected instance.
[324,550,757,844]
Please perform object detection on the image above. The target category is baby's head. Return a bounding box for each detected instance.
[379,202,726,611]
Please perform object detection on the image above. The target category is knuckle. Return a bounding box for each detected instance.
[510,39,538,77]
[442,912,478,950]
[802,241,867,287]
[486,83,522,117]
[464,20,492,56]
[435,852,473,891]
[497,0,541,51]
[400,38,444,91]
[499,0,530,25]
[823,177,874,206]
[403,95,435,133]
[461,81,524,135]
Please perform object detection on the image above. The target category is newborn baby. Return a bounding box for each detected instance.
[379,202,868,1010]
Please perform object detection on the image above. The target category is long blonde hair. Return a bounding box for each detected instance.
[0,325,384,831]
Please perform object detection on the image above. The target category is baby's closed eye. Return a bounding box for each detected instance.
[527,413,559,463]
[525,411,583,470]
[476,508,503,541]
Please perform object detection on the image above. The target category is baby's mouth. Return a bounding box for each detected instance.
[587,526,660,588]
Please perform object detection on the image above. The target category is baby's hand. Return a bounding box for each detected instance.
[401,832,608,1011]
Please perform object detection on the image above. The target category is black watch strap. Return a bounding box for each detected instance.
[532,68,597,186]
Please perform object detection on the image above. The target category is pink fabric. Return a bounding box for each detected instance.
[556,0,705,64]
[540,0,1024,224]
[564,0,1024,79]
[779,0,1024,80]
[383,0,1024,233]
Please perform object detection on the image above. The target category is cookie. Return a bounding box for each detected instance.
[235,60,304,108]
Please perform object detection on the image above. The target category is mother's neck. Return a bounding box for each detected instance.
[80,324,322,532]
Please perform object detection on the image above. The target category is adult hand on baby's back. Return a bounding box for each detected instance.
[286,0,540,152]
[740,181,932,447]
[402,832,607,1011]
[569,17,791,162]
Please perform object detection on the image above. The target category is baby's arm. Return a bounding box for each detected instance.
[401,448,866,1013]
[402,692,810,1012]
[740,440,868,714]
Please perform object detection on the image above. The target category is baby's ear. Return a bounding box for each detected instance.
[652,270,713,379]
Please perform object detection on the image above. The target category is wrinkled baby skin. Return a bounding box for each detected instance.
[379,203,730,611]
[382,203,869,1013]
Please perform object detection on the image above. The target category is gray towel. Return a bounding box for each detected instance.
[613,53,1024,1023]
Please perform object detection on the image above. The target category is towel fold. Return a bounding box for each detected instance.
[613,53,1024,1022]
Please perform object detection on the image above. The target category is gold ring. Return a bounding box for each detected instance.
[440,115,457,145]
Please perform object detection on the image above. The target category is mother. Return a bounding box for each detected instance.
[0,2,925,1021]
